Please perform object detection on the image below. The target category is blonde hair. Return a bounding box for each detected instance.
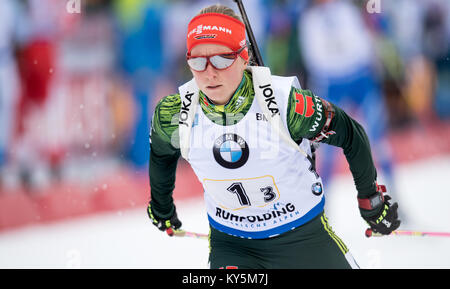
[197,4,243,23]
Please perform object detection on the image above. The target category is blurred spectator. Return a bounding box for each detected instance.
[265,0,295,75]
[385,0,435,126]
[7,0,129,191]
[423,1,450,120]
[0,0,28,189]
[13,0,60,190]
[112,0,166,170]
[298,0,395,188]
[52,0,130,181]
[360,1,411,129]
[264,0,309,79]
[386,0,450,124]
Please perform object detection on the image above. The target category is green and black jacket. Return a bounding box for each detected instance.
[149,71,379,220]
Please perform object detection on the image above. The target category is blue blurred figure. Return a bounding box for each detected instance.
[0,0,27,182]
[298,0,394,188]
[112,0,165,169]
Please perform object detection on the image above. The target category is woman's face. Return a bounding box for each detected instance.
[189,43,248,105]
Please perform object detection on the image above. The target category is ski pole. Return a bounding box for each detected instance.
[166,228,208,240]
[365,228,450,238]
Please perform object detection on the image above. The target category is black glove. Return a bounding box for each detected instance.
[362,195,401,235]
[147,203,182,235]
[359,185,401,235]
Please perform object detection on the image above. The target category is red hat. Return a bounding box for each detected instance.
[187,13,248,61]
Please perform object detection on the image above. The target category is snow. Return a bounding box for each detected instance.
[0,156,449,269]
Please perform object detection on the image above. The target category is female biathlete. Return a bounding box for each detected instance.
[147,4,400,269]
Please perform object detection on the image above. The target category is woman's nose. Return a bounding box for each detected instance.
[204,61,218,79]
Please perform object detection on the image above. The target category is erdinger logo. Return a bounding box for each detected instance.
[213,133,249,169]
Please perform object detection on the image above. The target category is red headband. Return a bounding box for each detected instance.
[187,13,248,61]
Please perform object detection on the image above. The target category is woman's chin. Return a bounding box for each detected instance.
[204,88,230,104]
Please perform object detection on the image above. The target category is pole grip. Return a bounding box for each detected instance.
[166,227,174,236]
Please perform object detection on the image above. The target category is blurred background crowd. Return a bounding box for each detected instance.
[0,0,449,196]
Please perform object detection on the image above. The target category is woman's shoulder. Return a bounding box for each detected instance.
[152,93,182,142]
[156,93,182,112]
[154,93,182,122]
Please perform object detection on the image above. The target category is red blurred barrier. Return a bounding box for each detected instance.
[36,184,93,222]
[389,122,450,162]
[0,191,40,230]
[0,163,203,232]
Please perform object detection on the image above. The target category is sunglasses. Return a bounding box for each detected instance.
[186,46,247,72]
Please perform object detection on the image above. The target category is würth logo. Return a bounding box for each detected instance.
[294,92,315,118]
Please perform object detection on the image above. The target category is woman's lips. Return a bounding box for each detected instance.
[206,85,222,90]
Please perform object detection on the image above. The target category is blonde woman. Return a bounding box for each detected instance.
[147,4,400,269]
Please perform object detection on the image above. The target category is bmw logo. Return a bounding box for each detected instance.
[311,182,323,196]
[213,133,249,169]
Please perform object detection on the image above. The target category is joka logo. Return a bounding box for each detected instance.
[213,133,249,169]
